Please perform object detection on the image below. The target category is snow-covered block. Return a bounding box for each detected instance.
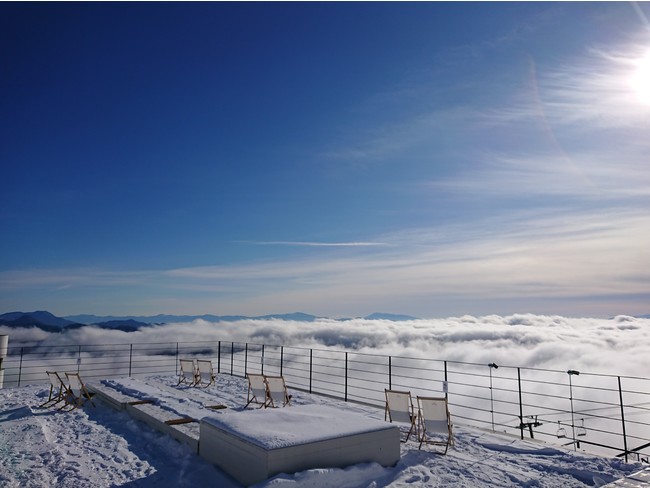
[199,404,400,486]
[126,403,200,453]
[87,382,140,411]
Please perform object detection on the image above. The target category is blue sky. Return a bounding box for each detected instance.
[1,2,649,318]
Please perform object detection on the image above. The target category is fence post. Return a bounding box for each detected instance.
[388,356,392,390]
[245,343,248,376]
[280,346,284,377]
[345,352,348,402]
[618,376,629,462]
[217,341,221,374]
[231,342,234,376]
[77,345,82,373]
[488,363,497,432]
[567,370,580,451]
[518,367,524,440]
[18,347,24,387]
[175,342,179,375]
[261,345,265,375]
[309,349,313,393]
[0,335,7,389]
[444,361,448,399]
[129,344,133,377]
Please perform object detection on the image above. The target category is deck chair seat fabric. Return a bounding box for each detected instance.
[384,389,416,442]
[178,359,197,386]
[246,374,269,408]
[195,360,215,387]
[265,376,291,408]
[421,419,449,433]
[417,396,453,454]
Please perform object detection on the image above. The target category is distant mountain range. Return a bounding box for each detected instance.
[0,311,82,332]
[63,312,322,325]
[0,311,421,333]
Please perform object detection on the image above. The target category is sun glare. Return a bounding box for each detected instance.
[630,50,650,105]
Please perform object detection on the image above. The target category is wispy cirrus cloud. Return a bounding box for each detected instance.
[0,268,158,290]
[239,241,389,247]
[427,149,650,202]
[3,206,647,318]
[322,35,650,177]
[483,42,650,130]
[424,40,650,208]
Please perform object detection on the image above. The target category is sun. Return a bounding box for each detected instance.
[630,50,650,105]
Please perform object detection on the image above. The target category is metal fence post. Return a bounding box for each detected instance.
[231,342,234,376]
[444,360,448,399]
[217,341,221,374]
[245,343,248,376]
[18,347,24,387]
[309,349,313,393]
[175,342,179,375]
[518,367,524,440]
[618,376,629,462]
[567,370,580,451]
[488,363,498,432]
[129,344,133,377]
[261,345,265,375]
[388,356,392,390]
[345,352,348,402]
[280,346,284,377]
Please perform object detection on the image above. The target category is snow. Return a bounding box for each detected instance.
[203,404,395,449]
[0,373,644,488]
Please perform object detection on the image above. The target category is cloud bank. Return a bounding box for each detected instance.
[3,314,649,378]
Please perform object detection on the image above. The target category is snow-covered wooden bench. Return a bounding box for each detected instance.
[199,404,400,486]
[88,382,200,453]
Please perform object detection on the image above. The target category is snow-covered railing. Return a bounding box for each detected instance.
[2,339,649,463]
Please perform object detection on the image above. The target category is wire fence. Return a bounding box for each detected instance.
[1,338,649,463]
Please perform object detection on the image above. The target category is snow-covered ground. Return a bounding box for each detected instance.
[0,373,644,487]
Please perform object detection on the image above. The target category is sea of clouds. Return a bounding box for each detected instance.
[3,313,649,378]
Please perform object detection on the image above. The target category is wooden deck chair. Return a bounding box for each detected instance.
[417,396,453,454]
[245,373,269,408]
[384,389,416,442]
[63,372,96,411]
[195,359,215,387]
[39,371,70,408]
[177,359,197,386]
[265,375,291,408]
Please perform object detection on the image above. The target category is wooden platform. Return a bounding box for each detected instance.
[199,404,400,486]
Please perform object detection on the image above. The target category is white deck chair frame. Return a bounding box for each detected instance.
[63,372,96,411]
[246,373,270,408]
[417,396,453,454]
[384,389,416,442]
[178,359,198,386]
[195,359,216,387]
[264,375,291,408]
[39,371,70,408]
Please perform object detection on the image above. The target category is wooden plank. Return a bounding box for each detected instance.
[165,417,197,425]
[127,399,155,406]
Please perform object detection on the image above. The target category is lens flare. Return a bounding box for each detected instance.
[630,50,650,105]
